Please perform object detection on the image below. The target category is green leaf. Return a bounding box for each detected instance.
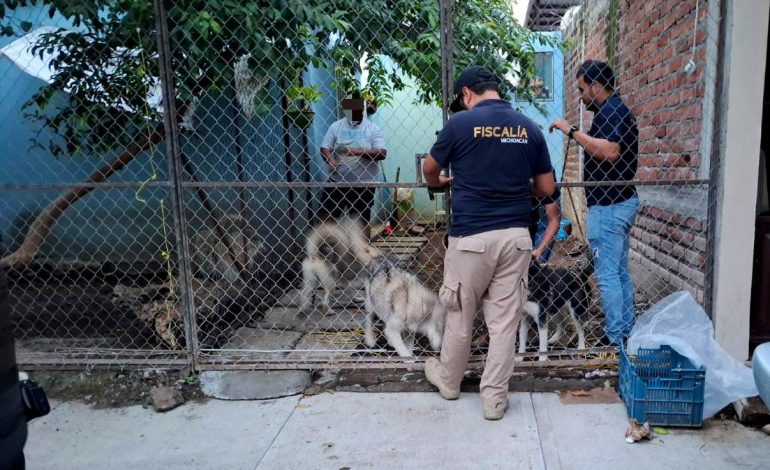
[652,427,669,435]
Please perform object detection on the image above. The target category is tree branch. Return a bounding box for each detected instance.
[0,127,166,269]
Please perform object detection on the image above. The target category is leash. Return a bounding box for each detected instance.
[560,137,586,240]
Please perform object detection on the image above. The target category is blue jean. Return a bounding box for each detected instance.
[587,196,640,344]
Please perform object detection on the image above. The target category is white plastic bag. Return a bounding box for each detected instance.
[626,291,758,419]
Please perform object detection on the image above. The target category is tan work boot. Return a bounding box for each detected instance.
[424,357,460,400]
[483,399,509,420]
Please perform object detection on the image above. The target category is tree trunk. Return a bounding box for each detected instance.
[0,128,165,269]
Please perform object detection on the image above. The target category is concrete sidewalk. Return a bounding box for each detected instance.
[25,392,769,470]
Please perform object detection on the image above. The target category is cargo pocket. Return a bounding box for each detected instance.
[516,237,533,252]
[439,278,462,312]
[456,237,486,253]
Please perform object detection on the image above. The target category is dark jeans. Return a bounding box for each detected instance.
[320,186,376,224]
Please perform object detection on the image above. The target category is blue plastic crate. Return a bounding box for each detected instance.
[619,344,706,427]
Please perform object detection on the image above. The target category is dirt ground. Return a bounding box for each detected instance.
[7,262,285,352]
[30,369,206,409]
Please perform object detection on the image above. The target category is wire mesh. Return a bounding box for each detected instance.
[0,0,722,370]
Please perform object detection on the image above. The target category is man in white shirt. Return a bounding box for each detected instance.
[320,94,387,237]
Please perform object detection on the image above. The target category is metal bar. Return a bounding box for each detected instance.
[704,0,728,318]
[0,179,712,192]
[16,358,615,372]
[18,359,190,369]
[0,182,172,191]
[17,354,189,362]
[172,179,712,190]
[196,348,617,361]
[439,0,455,224]
[439,0,454,125]
[153,0,200,371]
[193,358,617,371]
[16,351,615,370]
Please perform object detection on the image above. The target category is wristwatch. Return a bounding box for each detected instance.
[567,125,579,139]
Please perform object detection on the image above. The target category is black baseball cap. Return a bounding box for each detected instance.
[577,60,616,89]
[449,66,500,113]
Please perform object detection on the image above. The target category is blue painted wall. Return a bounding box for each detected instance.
[0,5,330,266]
[517,32,566,181]
[0,6,171,264]
[1,7,565,265]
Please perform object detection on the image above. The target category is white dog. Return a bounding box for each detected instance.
[363,255,446,358]
[298,217,382,315]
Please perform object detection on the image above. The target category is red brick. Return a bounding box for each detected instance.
[684,248,706,268]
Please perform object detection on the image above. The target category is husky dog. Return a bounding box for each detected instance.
[190,214,266,284]
[518,263,590,360]
[298,217,382,315]
[363,255,446,358]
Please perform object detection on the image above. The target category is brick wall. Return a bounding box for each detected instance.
[561,0,714,304]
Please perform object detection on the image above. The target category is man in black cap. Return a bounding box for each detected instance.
[549,60,639,346]
[422,65,555,420]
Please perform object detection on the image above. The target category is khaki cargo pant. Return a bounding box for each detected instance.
[437,227,531,406]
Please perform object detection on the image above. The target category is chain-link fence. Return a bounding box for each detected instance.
[0,0,722,370]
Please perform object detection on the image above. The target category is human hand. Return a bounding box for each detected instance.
[436,175,454,187]
[327,158,338,172]
[347,147,366,156]
[532,248,543,262]
[548,119,571,135]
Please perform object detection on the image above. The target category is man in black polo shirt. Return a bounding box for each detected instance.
[549,60,639,346]
[423,66,555,420]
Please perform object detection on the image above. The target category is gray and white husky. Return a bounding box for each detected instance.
[298,217,382,315]
[190,214,266,284]
[363,256,446,358]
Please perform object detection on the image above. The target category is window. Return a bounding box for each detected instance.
[518,52,554,101]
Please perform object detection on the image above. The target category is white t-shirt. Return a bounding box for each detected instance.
[321,118,386,182]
